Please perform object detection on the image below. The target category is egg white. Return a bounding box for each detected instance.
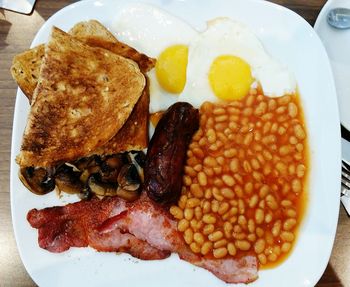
[112,3,198,113]
[178,18,296,108]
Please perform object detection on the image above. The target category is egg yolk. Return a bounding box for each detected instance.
[209,55,253,101]
[156,44,188,94]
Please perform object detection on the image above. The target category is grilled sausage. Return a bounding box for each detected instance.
[144,102,199,205]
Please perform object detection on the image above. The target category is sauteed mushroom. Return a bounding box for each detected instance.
[103,154,129,170]
[55,164,83,194]
[19,151,146,201]
[74,155,102,171]
[117,163,141,191]
[87,172,140,201]
[19,167,55,195]
[99,154,127,182]
[87,174,119,197]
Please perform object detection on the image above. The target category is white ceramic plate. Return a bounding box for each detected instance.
[11,0,341,286]
[314,0,350,131]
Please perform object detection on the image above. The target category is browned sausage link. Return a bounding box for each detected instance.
[144,102,199,205]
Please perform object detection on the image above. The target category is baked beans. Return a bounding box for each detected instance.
[170,89,308,268]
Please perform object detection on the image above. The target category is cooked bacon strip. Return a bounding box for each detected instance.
[99,198,180,252]
[188,255,258,284]
[99,196,258,283]
[88,228,169,259]
[27,197,170,260]
[27,195,258,283]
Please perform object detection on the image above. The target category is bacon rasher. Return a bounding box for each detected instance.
[27,195,258,283]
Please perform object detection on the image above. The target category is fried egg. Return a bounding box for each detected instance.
[114,7,296,113]
[112,3,197,113]
[178,18,296,108]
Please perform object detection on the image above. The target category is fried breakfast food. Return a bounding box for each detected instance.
[16,27,145,168]
[20,151,145,199]
[144,102,199,205]
[25,100,261,283]
[27,195,169,260]
[27,194,258,284]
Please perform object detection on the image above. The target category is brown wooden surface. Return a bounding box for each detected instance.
[0,0,348,286]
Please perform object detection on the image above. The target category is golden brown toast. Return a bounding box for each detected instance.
[93,79,150,156]
[77,36,156,73]
[69,20,155,72]
[11,20,155,102]
[68,19,117,41]
[11,44,45,100]
[70,20,152,155]
[17,27,145,167]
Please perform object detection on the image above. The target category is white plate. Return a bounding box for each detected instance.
[10,0,341,286]
[314,0,350,131]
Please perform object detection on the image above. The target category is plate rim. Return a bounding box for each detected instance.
[10,0,341,286]
[314,0,350,132]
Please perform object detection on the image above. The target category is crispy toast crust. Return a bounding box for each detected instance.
[17,27,145,167]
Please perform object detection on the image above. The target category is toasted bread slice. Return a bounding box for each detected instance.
[77,36,156,73]
[17,27,145,167]
[70,20,155,73]
[94,79,150,156]
[10,44,45,100]
[11,20,155,102]
[68,19,117,41]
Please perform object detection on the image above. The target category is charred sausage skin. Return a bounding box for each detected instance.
[144,102,199,205]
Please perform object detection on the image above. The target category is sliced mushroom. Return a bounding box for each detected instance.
[87,174,119,197]
[55,164,83,194]
[87,173,140,201]
[74,155,102,171]
[55,176,83,194]
[99,154,127,183]
[79,169,91,184]
[100,169,120,183]
[19,167,55,195]
[19,151,145,199]
[117,163,141,191]
[103,154,129,171]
